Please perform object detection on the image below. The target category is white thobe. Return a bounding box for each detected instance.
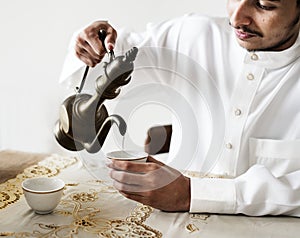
[59,14,300,216]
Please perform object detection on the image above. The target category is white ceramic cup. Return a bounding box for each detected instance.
[22,177,65,214]
[106,150,148,162]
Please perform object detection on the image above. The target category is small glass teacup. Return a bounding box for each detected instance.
[106,150,148,162]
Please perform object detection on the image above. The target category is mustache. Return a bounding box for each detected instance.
[229,21,263,37]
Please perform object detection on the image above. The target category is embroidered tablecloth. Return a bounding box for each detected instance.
[0,152,300,238]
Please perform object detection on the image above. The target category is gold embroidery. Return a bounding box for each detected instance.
[100,219,161,238]
[186,223,199,233]
[65,183,79,186]
[0,191,19,209]
[0,154,162,237]
[191,213,210,220]
[22,164,58,178]
[71,191,98,202]
[185,213,211,234]
[101,205,162,238]
[83,181,117,196]
[183,170,231,179]
[127,204,153,223]
[1,185,162,237]
[0,154,77,210]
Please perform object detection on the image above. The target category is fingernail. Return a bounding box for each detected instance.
[107,43,115,51]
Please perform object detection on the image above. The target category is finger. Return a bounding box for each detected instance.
[119,191,143,199]
[110,170,144,185]
[75,35,104,62]
[113,180,145,193]
[119,191,149,204]
[81,23,107,55]
[105,28,117,51]
[147,156,180,176]
[84,21,117,54]
[75,49,102,67]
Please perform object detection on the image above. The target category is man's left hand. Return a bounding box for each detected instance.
[107,156,191,212]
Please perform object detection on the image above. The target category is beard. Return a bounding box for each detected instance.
[229,14,300,51]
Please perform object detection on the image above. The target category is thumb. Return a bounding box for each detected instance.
[105,31,117,51]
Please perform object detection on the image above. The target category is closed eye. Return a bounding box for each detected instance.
[256,1,277,10]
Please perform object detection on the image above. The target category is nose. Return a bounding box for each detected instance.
[229,1,252,28]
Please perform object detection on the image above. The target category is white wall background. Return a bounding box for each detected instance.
[0,0,227,154]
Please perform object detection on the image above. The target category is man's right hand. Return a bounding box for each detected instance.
[75,21,117,67]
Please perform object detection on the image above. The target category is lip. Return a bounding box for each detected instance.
[235,29,257,40]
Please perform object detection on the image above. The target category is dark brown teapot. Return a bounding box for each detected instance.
[54,46,138,153]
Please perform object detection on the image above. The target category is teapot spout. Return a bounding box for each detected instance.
[84,114,127,153]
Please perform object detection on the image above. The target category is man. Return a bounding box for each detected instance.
[61,0,300,216]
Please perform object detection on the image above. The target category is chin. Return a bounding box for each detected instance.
[237,40,261,51]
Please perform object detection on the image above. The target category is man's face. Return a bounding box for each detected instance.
[227,0,300,51]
